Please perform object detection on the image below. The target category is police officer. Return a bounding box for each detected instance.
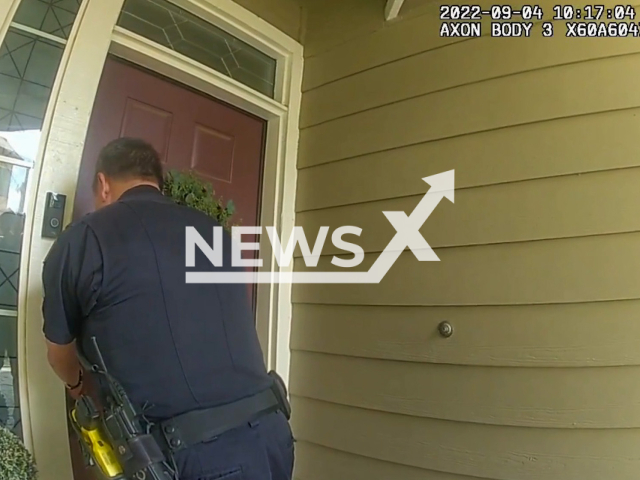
[42,137,294,480]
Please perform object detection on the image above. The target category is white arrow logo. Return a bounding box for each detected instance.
[186,170,455,284]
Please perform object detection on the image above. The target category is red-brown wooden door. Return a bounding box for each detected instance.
[75,56,266,301]
[68,56,266,480]
[75,56,266,223]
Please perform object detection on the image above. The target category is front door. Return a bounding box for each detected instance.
[75,55,266,305]
[75,55,266,223]
[67,56,266,480]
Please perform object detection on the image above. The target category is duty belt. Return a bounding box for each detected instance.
[151,382,287,454]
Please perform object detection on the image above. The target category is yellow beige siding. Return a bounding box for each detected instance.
[291,0,640,479]
[233,0,303,41]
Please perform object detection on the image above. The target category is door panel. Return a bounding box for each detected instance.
[191,125,235,182]
[119,99,173,160]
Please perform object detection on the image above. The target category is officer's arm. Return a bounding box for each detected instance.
[42,223,102,393]
[45,342,81,393]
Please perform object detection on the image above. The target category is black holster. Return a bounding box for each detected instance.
[99,392,176,480]
[268,370,291,420]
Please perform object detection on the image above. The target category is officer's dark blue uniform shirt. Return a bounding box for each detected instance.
[42,185,272,420]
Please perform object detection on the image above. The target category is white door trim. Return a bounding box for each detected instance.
[18,0,302,479]
[19,1,127,478]
[109,27,287,118]
[0,0,21,42]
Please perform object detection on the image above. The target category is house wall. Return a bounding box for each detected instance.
[233,0,304,41]
[290,1,640,479]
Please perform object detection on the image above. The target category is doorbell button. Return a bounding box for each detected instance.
[42,192,66,239]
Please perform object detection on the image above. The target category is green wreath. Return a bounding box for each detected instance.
[162,170,237,231]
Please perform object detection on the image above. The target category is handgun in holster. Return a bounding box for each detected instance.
[69,336,177,480]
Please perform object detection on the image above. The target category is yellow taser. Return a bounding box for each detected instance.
[71,406,124,478]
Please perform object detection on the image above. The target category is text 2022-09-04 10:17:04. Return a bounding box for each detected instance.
[438,4,640,37]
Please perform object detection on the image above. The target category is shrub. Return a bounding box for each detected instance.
[0,425,37,480]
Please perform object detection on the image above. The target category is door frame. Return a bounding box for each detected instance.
[17,0,302,477]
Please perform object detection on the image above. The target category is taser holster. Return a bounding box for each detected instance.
[69,395,126,480]
[71,338,176,480]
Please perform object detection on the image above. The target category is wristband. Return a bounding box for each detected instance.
[66,370,83,390]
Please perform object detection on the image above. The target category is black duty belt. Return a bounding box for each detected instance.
[151,386,281,454]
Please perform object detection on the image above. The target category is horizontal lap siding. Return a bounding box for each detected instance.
[294,441,482,480]
[289,351,640,428]
[290,302,640,367]
[296,109,640,211]
[291,397,640,480]
[233,0,303,41]
[293,233,640,305]
[299,53,640,166]
[291,1,640,479]
[296,168,640,252]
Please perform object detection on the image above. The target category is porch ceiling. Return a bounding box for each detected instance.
[400,0,442,13]
[386,0,441,21]
[292,0,438,22]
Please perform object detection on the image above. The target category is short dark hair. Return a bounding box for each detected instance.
[93,137,164,190]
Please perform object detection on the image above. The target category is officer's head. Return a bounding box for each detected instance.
[93,137,164,209]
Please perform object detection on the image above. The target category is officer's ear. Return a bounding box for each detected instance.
[94,172,110,202]
[95,172,110,195]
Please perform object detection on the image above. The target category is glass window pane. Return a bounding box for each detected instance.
[118,0,277,98]
[0,182,26,439]
[0,26,66,440]
[12,0,83,40]
[0,314,19,437]
[0,29,64,158]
